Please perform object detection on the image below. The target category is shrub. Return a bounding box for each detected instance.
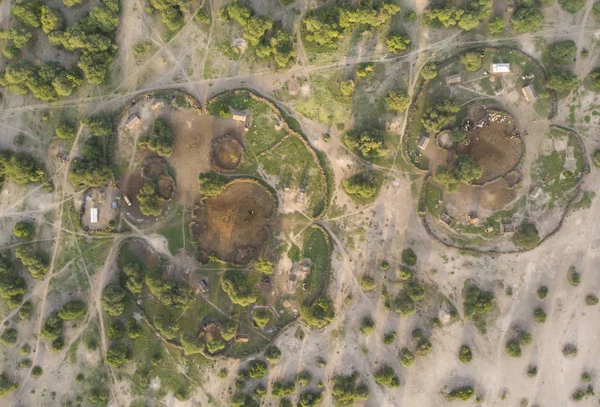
[505,340,521,357]
[0,329,17,346]
[265,345,281,362]
[221,269,257,306]
[50,336,64,353]
[343,128,388,159]
[332,373,369,406]
[406,280,425,302]
[415,339,432,356]
[401,248,417,266]
[513,221,540,249]
[127,318,142,339]
[55,122,76,140]
[180,334,205,355]
[108,321,126,339]
[559,0,585,13]
[298,390,322,407]
[31,366,42,377]
[359,275,376,291]
[546,68,579,92]
[533,307,547,323]
[421,63,437,79]
[385,90,410,112]
[446,386,475,401]
[297,371,312,386]
[586,295,599,305]
[13,221,34,239]
[254,259,274,274]
[248,360,268,379]
[537,286,548,299]
[206,339,225,354]
[217,368,228,379]
[271,381,295,397]
[253,309,271,328]
[374,365,400,387]
[383,331,396,345]
[300,297,335,328]
[138,118,174,157]
[137,181,161,217]
[527,366,537,377]
[101,283,126,316]
[568,266,581,286]
[14,246,49,279]
[459,345,472,363]
[339,80,355,97]
[106,343,132,367]
[18,301,32,320]
[463,285,494,320]
[511,6,543,33]
[360,317,375,335]
[393,293,415,316]
[19,344,30,355]
[399,266,412,281]
[198,171,228,197]
[582,372,591,382]
[122,263,145,294]
[460,52,482,71]
[0,374,17,396]
[520,331,533,346]
[456,155,482,182]
[488,16,505,33]
[40,313,63,340]
[342,171,383,203]
[421,100,460,133]
[562,343,577,357]
[356,63,374,78]
[133,42,152,57]
[412,328,422,341]
[399,348,415,367]
[386,34,410,53]
[58,299,86,321]
[550,40,577,64]
[221,320,238,341]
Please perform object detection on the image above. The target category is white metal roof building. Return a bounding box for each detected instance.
[90,207,98,223]
[492,63,510,73]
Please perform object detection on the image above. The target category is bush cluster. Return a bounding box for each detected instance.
[342,171,383,203]
[138,118,174,157]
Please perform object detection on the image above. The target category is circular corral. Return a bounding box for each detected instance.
[211,136,244,172]
[190,181,276,264]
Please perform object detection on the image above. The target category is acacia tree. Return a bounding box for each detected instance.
[460,52,482,71]
[386,34,410,53]
[385,90,410,112]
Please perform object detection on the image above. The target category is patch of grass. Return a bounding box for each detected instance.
[301,226,331,304]
[573,191,595,210]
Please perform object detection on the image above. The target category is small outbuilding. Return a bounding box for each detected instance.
[440,213,453,226]
[492,63,510,74]
[529,186,542,199]
[231,110,248,122]
[521,84,537,102]
[417,136,430,150]
[125,114,141,129]
[90,207,98,224]
[445,74,462,86]
[152,100,166,110]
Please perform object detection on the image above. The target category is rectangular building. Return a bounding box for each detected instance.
[445,74,461,85]
[90,208,98,224]
[521,84,537,101]
[417,136,430,150]
[492,63,510,74]
[125,114,141,129]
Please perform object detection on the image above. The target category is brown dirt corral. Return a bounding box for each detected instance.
[124,239,160,269]
[444,178,519,219]
[190,182,275,264]
[458,116,522,183]
[142,158,167,179]
[157,175,176,200]
[212,136,243,171]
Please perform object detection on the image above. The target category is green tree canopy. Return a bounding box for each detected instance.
[0,151,45,184]
[460,52,483,71]
[137,181,161,217]
[344,129,388,158]
[254,258,274,274]
[13,220,34,239]
[385,90,410,112]
[488,16,505,33]
[546,68,579,92]
[421,63,438,79]
[341,171,383,203]
[550,40,577,64]
[421,100,460,133]
[55,122,76,140]
[15,245,48,279]
[106,342,132,367]
[510,6,543,33]
[40,313,63,340]
[300,297,335,328]
[221,269,257,306]
[456,154,482,182]
[332,373,369,407]
[138,118,174,157]
[513,221,540,249]
[198,171,228,197]
[386,34,410,53]
[101,283,126,316]
[559,0,585,13]
[58,299,87,320]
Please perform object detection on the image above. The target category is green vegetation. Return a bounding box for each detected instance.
[137,181,161,217]
[511,5,544,33]
[590,70,600,91]
[559,0,585,13]
[582,372,591,382]
[271,381,295,397]
[147,0,187,31]
[586,295,599,305]
[393,292,415,316]
[463,284,494,322]
[527,366,537,377]
[513,221,540,249]
[547,68,579,92]
[0,374,17,396]
[0,329,17,346]
[58,300,86,321]
[421,63,438,79]
[520,331,533,346]
[456,155,482,182]
[106,342,132,367]
[198,171,228,197]
[425,0,491,31]
[402,248,417,266]
[421,100,460,133]
[533,307,547,323]
[145,276,194,309]
[386,34,410,54]
[568,265,580,286]
[298,390,323,407]
[83,116,113,137]
[248,359,268,378]
[385,90,410,112]
[359,276,376,291]
[445,386,475,401]
[344,128,387,159]
[460,52,482,71]
[374,365,400,388]
[138,118,174,157]
[300,297,335,328]
[360,317,375,335]
[383,331,396,345]
[101,283,126,316]
[253,309,271,328]
[331,373,369,406]
[221,269,257,306]
[505,340,521,357]
[0,255,26,309]
[399,348,415,367]
[253,259,274,274]
[31,366,42,377]
[550,40,577,65]
[488,16,505,33]
[0,61,82,100]
[122,263,145,294]
[107,321,125,339]
[415,339,433,356]
[133,42,152,57]
[40,313,63,340]
[563,343,577,357]
[69,137,112,188]
[0,151,45,185]
[297,371,312,386]
[55,122,76,140]
[459,345,473,363]
[19,344,30,355]
[15,245,49,279]
[265,345,281,363]
[341,171,383,203]
[537,285,548,299]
